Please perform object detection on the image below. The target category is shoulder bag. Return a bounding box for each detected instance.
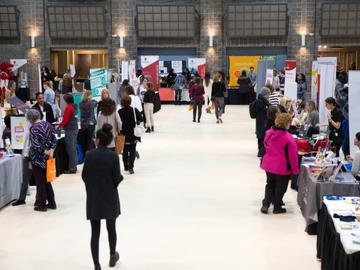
[133,108,146,137]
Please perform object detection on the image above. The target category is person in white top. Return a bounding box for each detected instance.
[137,77,148,102]
[123,85,143,112]
[347,132,360,177]
[203,72,213,113]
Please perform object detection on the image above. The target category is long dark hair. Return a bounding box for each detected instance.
[96,123,113,146]
[204,72,211,87]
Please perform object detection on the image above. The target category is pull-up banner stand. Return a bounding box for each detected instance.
[349,71,360,157]
[141,56,160,90]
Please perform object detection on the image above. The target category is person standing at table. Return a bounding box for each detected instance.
[58,94,78,174]
[97,89,115,116]
[173,72,187,105]
[118,95,143,174]
[296,73,307,101]
[211,72,226,124]
[325,97,344,157]
[97,98,122,151]
[249,66,257,88]
[189,77,205,123]
[80,91,97,153]
[82,123,123,270]
[32,92,55,124]
[143,82,156,133]
[26,109,57,212]
[304,100,319,137]
[237,70,252,104]
[260,113,299,214]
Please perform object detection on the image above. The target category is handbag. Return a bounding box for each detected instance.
[133,108,146,137]
[46,158,57,182]
[115,135,125,155]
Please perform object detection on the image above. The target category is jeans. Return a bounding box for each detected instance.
[192,99,203,122]
[144,103,154,128]
[175,89,182,104]
[81,125,95,153]
[123,143,137,170]
[65,129,78,172]
[214,97,224,119]
[90,219,117,267]
[262,172,289,210]
[32,165,55,208]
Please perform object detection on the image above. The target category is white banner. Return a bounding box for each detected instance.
[285,82,298,101]
[311,61,319,102]
[128,60,138,90]
[121,61,129,82]
[10,59,27,72]
[265,69,273,85]
[141,56,159,69]
[172,61,182,74]
[349,71,360,157]
[318,57,337,125]
[10,116,28,150]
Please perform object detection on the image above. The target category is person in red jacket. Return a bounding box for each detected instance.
[189,77,205,123]
[260,113,299,214]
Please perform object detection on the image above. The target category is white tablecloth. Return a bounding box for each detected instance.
[324,197,360,255]
[0,154,22,209]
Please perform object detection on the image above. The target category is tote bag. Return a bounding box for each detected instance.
[133,108,146,137]
[115,135,125,155]
[46,158,57,182]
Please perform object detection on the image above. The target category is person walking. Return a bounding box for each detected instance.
[27,109,57,212]
[143,82,156,133]
[203,72,213,113]
[211,73,226,124]
[173,72,187,105]
[58,94,78,174]
[118,95,143,174]
[82,123,123,270]
[260,113,299,214]
[80,91,97,152]
[189,77,205,123]
[97,98,122,151]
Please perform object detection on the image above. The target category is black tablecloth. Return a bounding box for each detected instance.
[317,204,360,270]
[54,137,68,176]
[227,89,256,105]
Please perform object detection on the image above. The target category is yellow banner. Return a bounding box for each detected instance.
[229,56,261,87]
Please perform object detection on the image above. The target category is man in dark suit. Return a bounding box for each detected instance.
[32,92,55,124]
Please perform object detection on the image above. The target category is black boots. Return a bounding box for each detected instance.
[145,127,151,133]
[109,251,120,267]
[12,200,26,206]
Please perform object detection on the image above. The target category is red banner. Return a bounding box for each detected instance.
[142,60,160,90]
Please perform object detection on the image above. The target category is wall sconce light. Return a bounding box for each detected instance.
[119,36,124,48]
[209,36,214,47]
[31,36,36,48]
[301,34,306,47]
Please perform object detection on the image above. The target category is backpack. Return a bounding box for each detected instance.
[249,100,257,119]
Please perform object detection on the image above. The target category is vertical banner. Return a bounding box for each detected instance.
[141,56,160,90]
[10,116,27,150]
[265,69,274,85]
[38,64,42,93]
[171,61,182,74]
[90,68,107,98]
[10,59,27,72]
[121,61,129,82]
[128,60,138,90]
[228,56,261,87]
[318,57,337,125]
[311,61,319,103]
[188,58,206,79]
[284,60,297,97]
[349,71,360,156]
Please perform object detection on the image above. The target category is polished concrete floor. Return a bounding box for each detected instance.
[0,105,320,270]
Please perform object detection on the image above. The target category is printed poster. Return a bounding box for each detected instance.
[284,60,297,99]
[128,60,138,90]
[10,59,27,72]
[10,116,28,150]
[121,61,129,82]
[228,56,261,87]
[188,58,206,79]
[90,68,107,97]
[141,56,160,90]
[311,61,319,103]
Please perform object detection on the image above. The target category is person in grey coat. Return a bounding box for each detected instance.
[79,91,97,152]
[82,123,123,270]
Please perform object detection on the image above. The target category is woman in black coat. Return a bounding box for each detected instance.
[82,123,123,270]
[118,95,143,174]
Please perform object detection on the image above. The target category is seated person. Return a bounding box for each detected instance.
[32,92,55,124]
[347,132,360,178]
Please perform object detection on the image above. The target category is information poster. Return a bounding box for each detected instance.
[284,60,297,98]
[128,60,138,90]
[171,61,183,74]
[265,69,274,85]
[141,56,160,90]
[228,56,260,87]
[318,57,337,125]
[10,116,27,150]
[349,71,360,156]
[188,58,206,79]
[90,68,107,98]
[311,61,319,103]
[72,92,82,118]
[121,61,129,82]
[10,59,27,72]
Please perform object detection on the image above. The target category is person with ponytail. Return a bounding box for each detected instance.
[82,123,123,270]
[325,97,344,157]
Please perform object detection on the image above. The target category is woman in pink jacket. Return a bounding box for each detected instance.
[260,113,299,214]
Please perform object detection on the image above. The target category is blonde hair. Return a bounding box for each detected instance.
[275,113,292,129]
[82,90,92,101]
[213,73,222,83]
[306,100,316,112]
[101,89,110,100]
[279,97,291,110]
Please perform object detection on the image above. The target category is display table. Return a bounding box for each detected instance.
[317,197,360,270]
[227,88,256,105]
[158,87,190,103]
[297,165,360,234]
[0,154,22,209]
